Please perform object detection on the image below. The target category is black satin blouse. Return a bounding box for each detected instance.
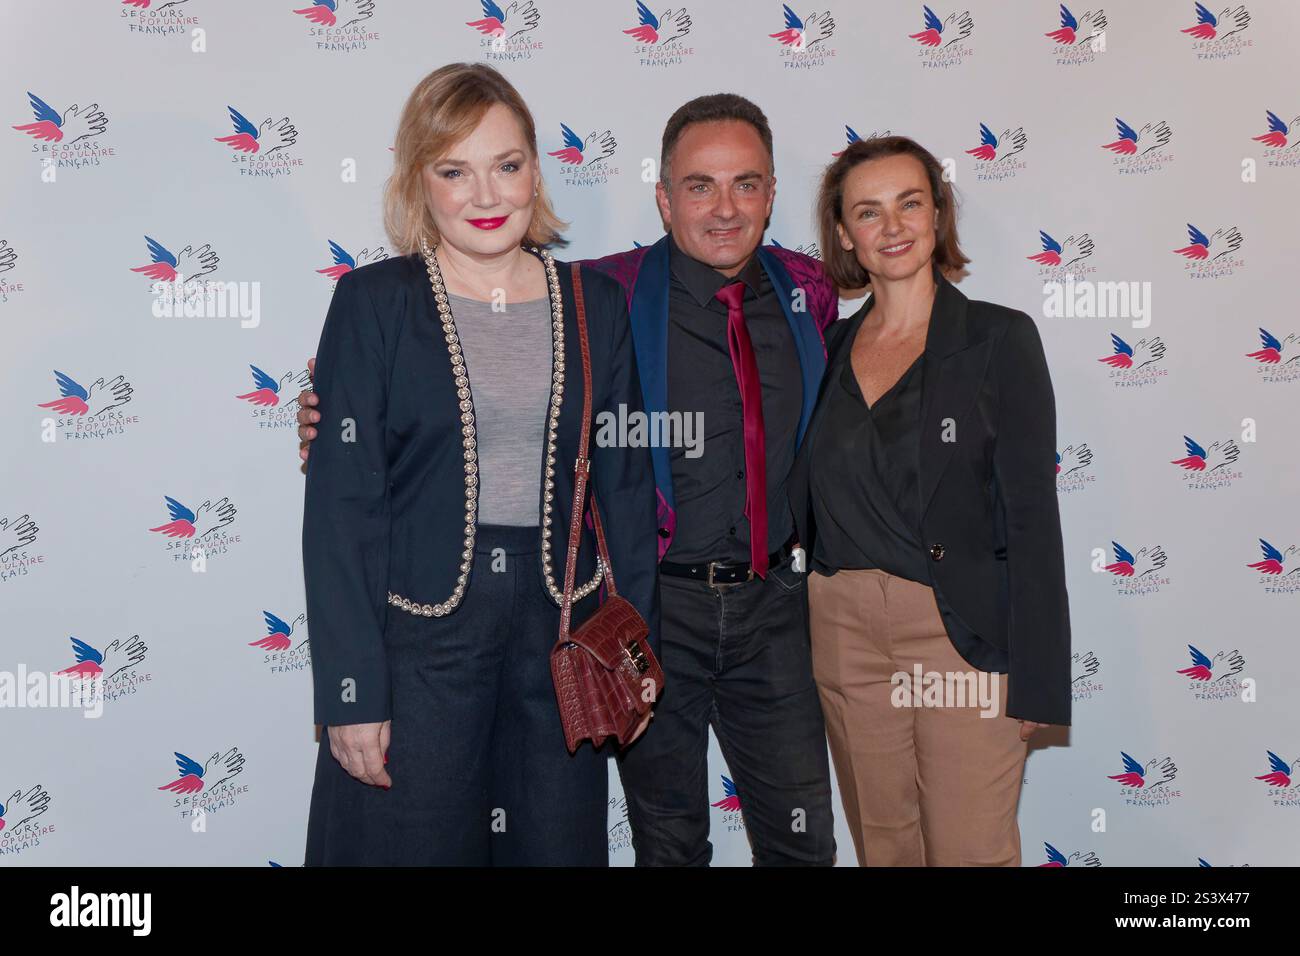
[808,324,929,583]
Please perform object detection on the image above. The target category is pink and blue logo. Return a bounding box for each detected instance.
[1045,4,1106,46]
[624,2,691,44]
[1108,752,1179,789]
[1027,229,1093,268]
[1101,117,1172,156]
[1255,751,1295,788]
[1104,540,1167,579]
[236,365,310,409]
[832,125,890,156]
[1173,223,1243,262]
[909,4,972,48]
[711,775,742,811]
[1247,328,1297,365]
[215,105,298,156]
[130,235,219,288]
[1177,644,1244,683]
[12,91,108,145]
[56,635,148,682]
[966,123,1027,179]
[1253,110,1297,149]
[1170,434,1240,473]
[37,370,134,418]
[770,4,835,49]
[1181,2,1249,41]
[1039,842,1101,866]
[148,495,237,540]
[316,239,387,280]
[293,0,376,28]
[467,0,540,39]
[1248,539,1297,575]
[250,611,308,652]
[548,123,616,166]
[1098,333,1165,372]
[1071,650,1102,700]
[157,749,245,797]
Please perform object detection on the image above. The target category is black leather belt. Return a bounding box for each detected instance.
[660,538,797,586]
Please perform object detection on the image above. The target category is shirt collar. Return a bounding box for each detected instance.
[667,231,764,308]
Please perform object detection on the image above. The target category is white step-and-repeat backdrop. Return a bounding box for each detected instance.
[3,0,1297,866]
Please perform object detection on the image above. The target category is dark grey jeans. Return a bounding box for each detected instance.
[616,555,836,866]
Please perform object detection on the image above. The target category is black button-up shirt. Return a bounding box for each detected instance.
[663,234,802,564]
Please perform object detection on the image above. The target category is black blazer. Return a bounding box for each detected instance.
[789,268,1071,726]
[302,249,660,727]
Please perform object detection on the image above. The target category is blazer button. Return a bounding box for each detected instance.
[929,543,945,561]
[658,527,671,539]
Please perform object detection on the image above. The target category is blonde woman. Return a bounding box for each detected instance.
[301,63,658,866]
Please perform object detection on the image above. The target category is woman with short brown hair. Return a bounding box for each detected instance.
[790,135,1072,866]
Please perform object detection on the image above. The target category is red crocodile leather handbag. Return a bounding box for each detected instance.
[551,262,664,754]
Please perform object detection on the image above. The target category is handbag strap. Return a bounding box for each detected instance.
[559,262,620,641]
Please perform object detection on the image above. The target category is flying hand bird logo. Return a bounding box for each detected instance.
[215,106,298,155]
[467,0,540,39]
[966,123,1026,162]
[624,2,692,44]
[1246,328,1298,364]
[1248,539,1297,575]
[236,365,311,408]
[12,92,108,145]
[770,5,835,49]
[149,495,237,539]
[250,611,308,652]
[1045,4,1106,45]
[316,240,386,280]
[157,748,245,795]
[1101,118,1171,155]
[1056,443,1093,475]
[1252,111,1298,149]
[547,124,617,166]
[292,0,375,28]
[1104,541,1167,578]
[1098,333,1164,370]
[1027,230,1093,267]
[909,5,972,47]
[130,235,218,286]
[1255,751,1296,788]
[710,775,742,811]
[1173,223,1243,261]
[1181,2,1250,40]
[1170,435,1239,472]
[37,370,133,418]
[56,635,148,681]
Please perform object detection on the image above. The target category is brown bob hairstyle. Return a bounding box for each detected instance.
[816,135,970,290]
[383,62,567,255]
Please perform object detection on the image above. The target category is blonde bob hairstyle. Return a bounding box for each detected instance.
[383,62,566,255]
[816,134,970,290]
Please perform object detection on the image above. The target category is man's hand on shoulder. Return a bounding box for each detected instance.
[297,356,319,463]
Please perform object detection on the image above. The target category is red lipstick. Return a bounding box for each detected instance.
[467,216,509,230]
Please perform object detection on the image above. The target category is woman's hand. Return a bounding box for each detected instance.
[327,719,392,788]
[1019,719,1049,741]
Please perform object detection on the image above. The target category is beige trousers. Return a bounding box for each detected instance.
[808,568,1028,866]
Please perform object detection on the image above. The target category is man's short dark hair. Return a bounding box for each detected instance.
[659,93,774,184]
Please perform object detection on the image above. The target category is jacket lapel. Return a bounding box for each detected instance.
[627,234,675,513]
[757,245,828,449]
[918,269,987,518]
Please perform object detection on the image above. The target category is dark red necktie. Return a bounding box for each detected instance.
[714,281,768,578]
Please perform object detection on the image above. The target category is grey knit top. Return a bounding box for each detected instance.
[446,292,553,527]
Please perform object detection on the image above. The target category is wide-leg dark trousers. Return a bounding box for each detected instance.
[305,524,609,866]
